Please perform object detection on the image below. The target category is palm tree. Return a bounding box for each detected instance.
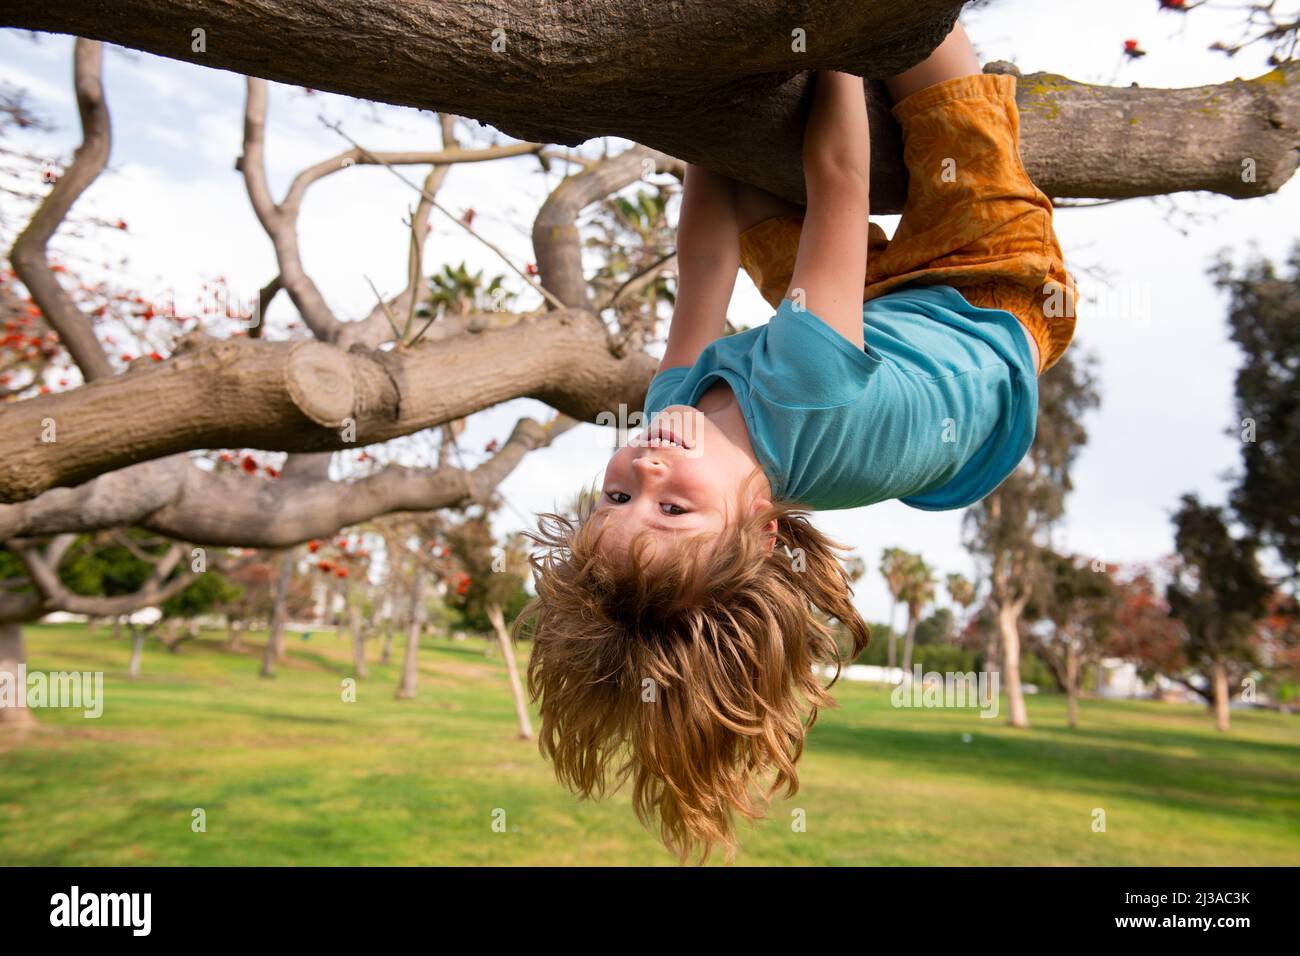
[879,547,910,670]
[945,572,977,631]
[898,555,936,676]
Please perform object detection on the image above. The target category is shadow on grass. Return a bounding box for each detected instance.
[809,712,1300,821]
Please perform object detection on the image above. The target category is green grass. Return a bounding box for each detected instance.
[2,623,1298,865]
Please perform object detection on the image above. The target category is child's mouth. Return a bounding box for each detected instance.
[635,422,693,450]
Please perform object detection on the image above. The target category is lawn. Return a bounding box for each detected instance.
[2,622,1297,866]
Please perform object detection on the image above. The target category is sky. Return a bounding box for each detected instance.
[1,0,1296,625]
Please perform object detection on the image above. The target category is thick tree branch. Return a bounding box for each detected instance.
[0,318,634,503]
[8,38,114,381]
[4,3,1295,208]
[0,415,573,544]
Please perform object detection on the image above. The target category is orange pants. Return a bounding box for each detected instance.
[739,73,1077,375]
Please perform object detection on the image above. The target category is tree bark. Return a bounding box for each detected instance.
[0,321,649,505]
[4,2,1297,208]
[261,547,295,677]
[127,625,145,680]
[348,597,367,679]
[1212,659,1231,732]
[0,622,36,728]
[999,601,1029,729]
[487,602,533,740]
[226,617,243,652]
[395,566,427,700]
[1065,642,1079,730]
[901,611,918,677]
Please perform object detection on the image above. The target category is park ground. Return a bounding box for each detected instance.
[1,623,1297,866]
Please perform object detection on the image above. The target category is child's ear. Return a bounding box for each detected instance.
[749,497,779,554]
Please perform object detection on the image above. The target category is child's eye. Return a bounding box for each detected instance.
[661,503,687,516]
[605,491,630,504]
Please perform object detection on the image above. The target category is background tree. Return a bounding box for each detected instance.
[964,351,1100,727]
[1025,551,1118,728]
[880,547,911,670]
[1166,494,1274,731]
[898,553,937,677]
[1211,243,1300,584]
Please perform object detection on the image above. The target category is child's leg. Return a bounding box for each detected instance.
[884,22,981,103]
[865,22,1076,374]
[734,182,803,234]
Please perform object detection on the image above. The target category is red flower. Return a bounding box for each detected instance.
[335,567,349,578]
[149,351,164,362]
[456,575,471,596]
[115,219,127,230]
[265,466,280,478]
[220,452,233,462]
[240,455,258,474]
[308,540,320,553]
[317,560,333,572]
[525,262,538,276]
[1123,39,1145,58]
[1159,0,1185,9]
[120,353,134,362]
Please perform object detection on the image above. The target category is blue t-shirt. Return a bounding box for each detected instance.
[643,285,1038,511]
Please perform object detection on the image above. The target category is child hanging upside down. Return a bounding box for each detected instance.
[516,21,1077,863]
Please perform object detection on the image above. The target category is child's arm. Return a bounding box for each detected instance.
[658,164,741,372]
[785,71,870,351]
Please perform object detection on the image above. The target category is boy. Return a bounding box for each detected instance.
[517,22,1077,863]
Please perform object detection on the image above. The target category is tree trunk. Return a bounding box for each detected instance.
[887,599,898,671]
[999,601,1029,729]
[487,602,533,740]
[381,619,394,665]
[226,616,242,651]
[112,615,123,640]
[901,611,918,677]
[262,548,295,677]
[349,597,367,680]
[127,626,145,680]
[1065,643,1079,730]
[1212,660,1231,732]
[396,567,427,700]
[0,622,36,728]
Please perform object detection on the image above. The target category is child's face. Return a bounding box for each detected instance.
[594,405,768,564]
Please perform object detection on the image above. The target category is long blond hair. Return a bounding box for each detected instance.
[515,476,870,863]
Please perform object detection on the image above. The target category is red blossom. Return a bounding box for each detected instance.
[240,455,258,474]
[149,351,164,362]
[335,567,349,578]
[308,540,320,553]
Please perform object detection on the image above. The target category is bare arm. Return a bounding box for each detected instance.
[785,71,870,350]
[658,164,740,372]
